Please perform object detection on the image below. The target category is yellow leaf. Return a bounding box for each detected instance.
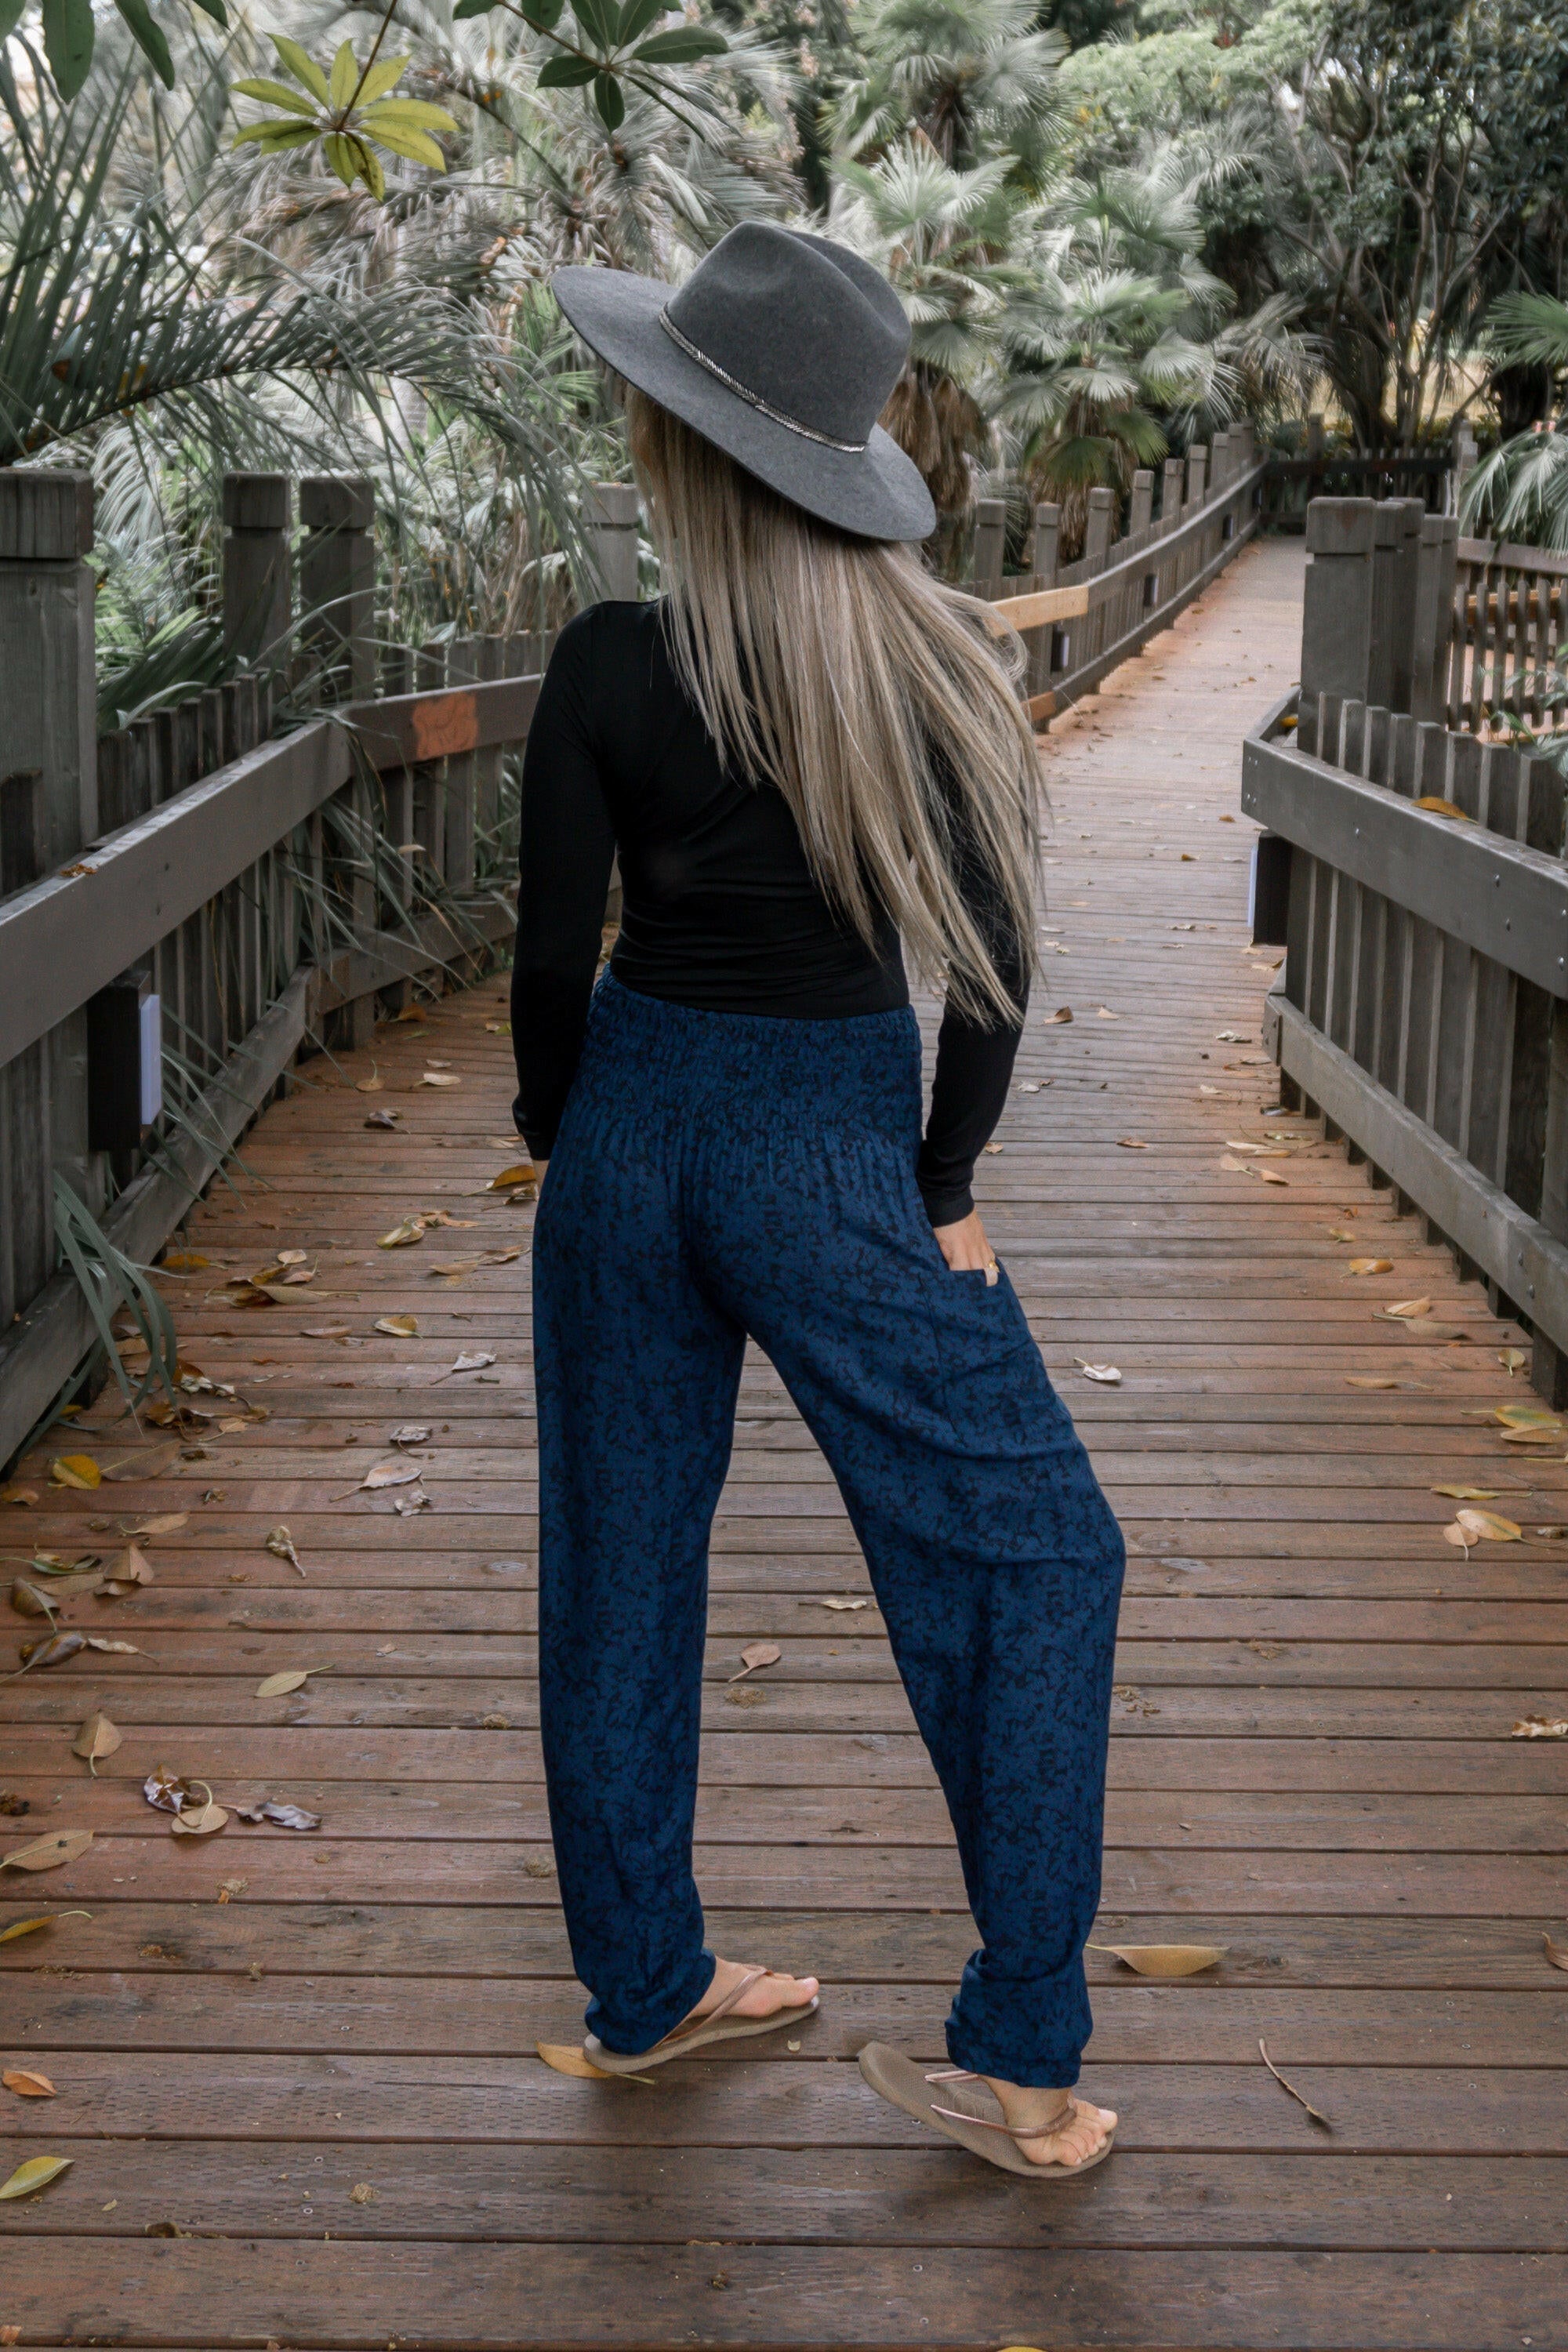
[0,2155,72,2198]
[256,1668,324,1698]
[374,1314,419,1338]
[1377,1297,1431,1319]
[161,1251,210,1271]
[2,2069,55,2097]
[1432,1486,1501,1501]
[49,1455,101,1490]
[485,1164,535,1192]
[1414,795,1474,820]
[356,1069,384,1093]
[328,38,359,107]
[1498,1348,1529,1375]
[1454,1508,1522,1542]
[0,1912,90,1944]
[1087,1943,1225,1977]
[365,124,448,171]
[1345,1258,1393,1276]
[354,52,412,105]
[270,32,331,103]
[1492,1403,1561,1429]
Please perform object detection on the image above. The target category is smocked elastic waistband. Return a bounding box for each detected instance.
[578,973,921,1131]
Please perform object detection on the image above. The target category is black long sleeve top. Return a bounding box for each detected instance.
[510,600,1027,1225]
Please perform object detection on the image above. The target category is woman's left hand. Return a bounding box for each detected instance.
[931,1207,997,1275]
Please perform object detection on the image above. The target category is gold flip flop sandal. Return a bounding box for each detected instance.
[584,1965,819,2076]
[858,2042,1115,2179]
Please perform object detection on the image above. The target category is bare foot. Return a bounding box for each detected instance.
[981,2081,1117,2168]
[686,1955,819,2027]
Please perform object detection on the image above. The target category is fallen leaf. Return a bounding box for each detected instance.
[537,2041,622,2081]
[14,1630,85,1671]
[430,1260,478,1280]
[1432,1486,1501,1501]
[484,1163,535,1192]
[72,1712,121,1774]
[1513,1715,1568,1738]
[264,1526,303,1576]
[0,1829,93,1872]
[1075,1359,1122,1385]
[420,1072,462,1088]
[356,1069,384,1093]
[365,1109,401,1129]
[1095,1006,1120,1019]
[122,1514,187,1537]
[256,1667,330,1698]
[143,1766,196,1815]
[303,1325,352,1340]
[1535,1525,1568,1541]
[1258,2037,1332,2129]
[431,1350,496,1382]
[800,1596,872,1612]
[1045,1007,1073,1024]
[1498,1348,1529,1376]
[374,1314,419,1338]
[1446,1508,1523,1550]
[161,1251,210,1272]
[49,1455,101,1490]
[350,2180,376,2203]
[1414,794,1474,820]
[0,1911,90,1943]
[1327,1225,1356,1243]
[0,2155,72,2198]
[85,1637,140,1656]
[1116,1138,1149,1150]
[1257,1167,1288,1185]
[1346,1258,1394,1276]
[358,1461,423,1491]
[1345,1375,1399,1389]
[727,1641,782,1684]
[1087,1943,1225,1977]
[389,1425,432,1446]
[216,1876,247,1902]
[1544,1930,1568,1970]
[1214,1031,1252,1044]
[1378,1298,1432,1320]
[1219,1155,1251,1174]
[1,1484,38,1506]
[170,1796,229,1838]
[11,1577,60,1620]
[379,1219,426,1249]
[2,2069,56,2096]
[233,1800,322,1831]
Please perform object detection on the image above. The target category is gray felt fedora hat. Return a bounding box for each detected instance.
[552,222,936,545]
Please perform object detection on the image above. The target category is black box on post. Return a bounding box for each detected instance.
[87,969,162,1151]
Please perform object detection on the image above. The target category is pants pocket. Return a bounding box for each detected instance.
[924,1258,1055,1448]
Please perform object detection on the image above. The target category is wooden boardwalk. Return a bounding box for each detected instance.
[3,533,1566,2350]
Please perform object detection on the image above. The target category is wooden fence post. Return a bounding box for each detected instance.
[1411,514,1459,724]
[1534,1011,1568,1404]
[1032,503,1059,589]
[1128,470,1153,539]
[1305,413,1325,461]
[1372,497,1424,713]
[223,474,292,670]
[0,470,99,1327]
[298,476,376,701]
[1185,444,1208,509]
[586,482,640,601]
[1451,418,1478,506]
[1160,457,1185,528]
[972,496,1007,599]
[1083,486,1116,570]
[1298,499,1380,752]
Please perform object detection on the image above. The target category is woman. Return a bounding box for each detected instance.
[511,222,1126,2180]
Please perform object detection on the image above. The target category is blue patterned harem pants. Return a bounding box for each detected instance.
[532,974,1126,2087]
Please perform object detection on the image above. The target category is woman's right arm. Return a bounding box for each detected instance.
[510,610,619,1163]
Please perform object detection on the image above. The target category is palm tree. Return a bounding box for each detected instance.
[829,0,1062,176]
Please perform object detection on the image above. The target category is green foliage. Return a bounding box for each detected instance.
[232,34,459,197]
[15,0,227,99]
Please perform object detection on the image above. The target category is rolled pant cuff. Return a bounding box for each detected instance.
[943,2026,1084,2091]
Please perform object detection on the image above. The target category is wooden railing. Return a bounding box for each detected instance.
[0,467,635,1466]
[1241,495,1568,1406]
[971,421,1267,720]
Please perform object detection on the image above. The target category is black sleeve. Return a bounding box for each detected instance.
[916,791,1029,1229]
[510,608,619,1159]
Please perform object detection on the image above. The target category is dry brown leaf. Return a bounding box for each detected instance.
[1491,1401,1563,1430]
[389,1425,431,1447]
[1378,1298,1432,1320]
[1432,1486,1501,1501]
[161,1251,210,1272]
[1095,1006,1120,1019]
[1087,1943,1225,1977]
[799,1596,872,1612]
[420,1072,462,1088]
[72,1712,121,1775]
[374,1313,420,1338]
[11,1577,60,1619]
[1543,1930,1568,1970]
[1414,794,1473,820]
[1045,1007,1073,1024]
[1,1484,38,1506]
[256,1667,328,1698]
[1513,1715,1568,1738]
[1345,1258,1394,1276]
[1497,1348,1529,1375]
[1258,2038,1332,2129]
[1327,1225,1356,1242]
[350,2181,376,2203]
[263,1526,303,1577]
[1115,1138,1149,1150]
[355,1069,384,1093]
[85,1637,140,1657]
[2,2068,56,2097]
[727,1641,782,1684]
[429,1260,477,1280]
[0,2155,72,2198]
[0,1911,90,1944]
[358,1461,422,1491]
[365,1109,401,1130]
[122,1513,186,1537]
[0,1828,93,1872]
[1074,1359,1122,1385]
[484,1163,535,1192]
[1445,1508,1523,1551]
[378,1218,426,1249]
[15,1630,85,1671]
[1257,1167,1288,1185]
[171,1797,229,1838]
[431,1350,496,1382]
[1345,1375,1399,1389]
[49,1454,101,1490]
[537,2041,625,2081]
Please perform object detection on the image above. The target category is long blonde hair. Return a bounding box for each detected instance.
[624,387,1041,1025]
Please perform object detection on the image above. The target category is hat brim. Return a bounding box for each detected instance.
[554,264,937,546]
